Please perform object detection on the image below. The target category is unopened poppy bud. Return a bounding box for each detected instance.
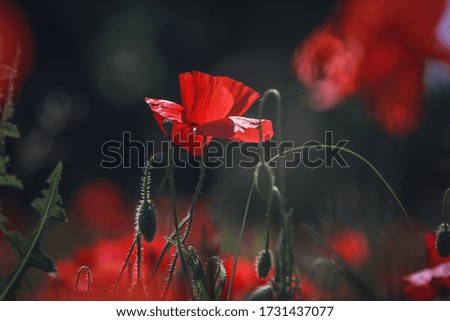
[136,200,157,242]
[254,161,275,200]
[256,249,273,278]
[162,119,173,137]
[436,223,450,258]
[248,284,274,301]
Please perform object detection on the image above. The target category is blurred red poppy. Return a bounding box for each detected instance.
[146,71,274,155]
[71,180,131,236]
[292,0,450,136]
[403,232,450,300]
[0,0,35,110]
[403,261,450,300]
[327,228,370,268]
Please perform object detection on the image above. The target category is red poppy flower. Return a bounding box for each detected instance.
[146,71,274,155]
[292,0,450,136]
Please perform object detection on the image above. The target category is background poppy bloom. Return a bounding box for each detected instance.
[292,0,450,136]
[146,71,274,155]
[403,233,450,300]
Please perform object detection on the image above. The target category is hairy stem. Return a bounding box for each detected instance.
[442,187,450,223]
[269,145,413,226]
[227,182,255,300]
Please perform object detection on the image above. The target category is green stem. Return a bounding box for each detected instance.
[226,182,255,300]
[264,193,273,252]
[136,233,143,284]
[0,164,59,300]
[113,238,137,292]
[268,144,413,226]
[74,265,91,296]
[152,215,189,276]
[153,153,205,276]
[442,187,450,223]
[167,141,189,279]
[162,155,206,299]
[181,155,206,244]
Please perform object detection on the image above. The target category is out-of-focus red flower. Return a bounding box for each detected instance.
[425,232,450,267]
[403,261,450,300]
[35,238,272,300]
[0,0,35,109]
[71,180,131,236]
[403,232,450,300]
[292,0,450,136]
[146,71,274,155]
[33,198,271,300]
[35,234,173,300]
[292,25,361,110]
[327,228,370,268]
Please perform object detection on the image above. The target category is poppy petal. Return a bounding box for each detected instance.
[214,75,260,116]
[172,122,210,156]
[228,116,274,142]
[179,71,260,123]
[146,98,183,135]
[179,71,235,124]
[195,116,273,142]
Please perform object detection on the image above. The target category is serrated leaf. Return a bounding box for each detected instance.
[1,122,20,139]
[31,162,66,222]
[0,162,65,300]
[0,174,23,189]
[5,231,56,273]
[0,155,22,189]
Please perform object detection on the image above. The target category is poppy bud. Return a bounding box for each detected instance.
[248,284,274,301]
[436,223,450,258]
[162,119,173,137]
[256,249,273,278]
[254,161,275,200]
[136,200,157,242]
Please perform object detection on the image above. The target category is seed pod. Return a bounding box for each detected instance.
[256,249,273,278]
[248,284,274,301]
[254,161,275,200]
[136,200,157,242]
[436,223,450,258]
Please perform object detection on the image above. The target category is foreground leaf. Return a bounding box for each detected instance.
[0,162,65,300]
[0,156,22,189]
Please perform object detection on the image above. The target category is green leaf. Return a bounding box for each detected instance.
[5,231,56,273]
[1,122,20,139]
[0,155,23,189]
[0,162,65,300]
[31,162,66,222]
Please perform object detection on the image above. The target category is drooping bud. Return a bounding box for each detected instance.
[436,222,450,258]
[248,284,274,301]
[162,119,173,137]
[136,200,157,242]
[256,249,273,278]
[254,161,275,200]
